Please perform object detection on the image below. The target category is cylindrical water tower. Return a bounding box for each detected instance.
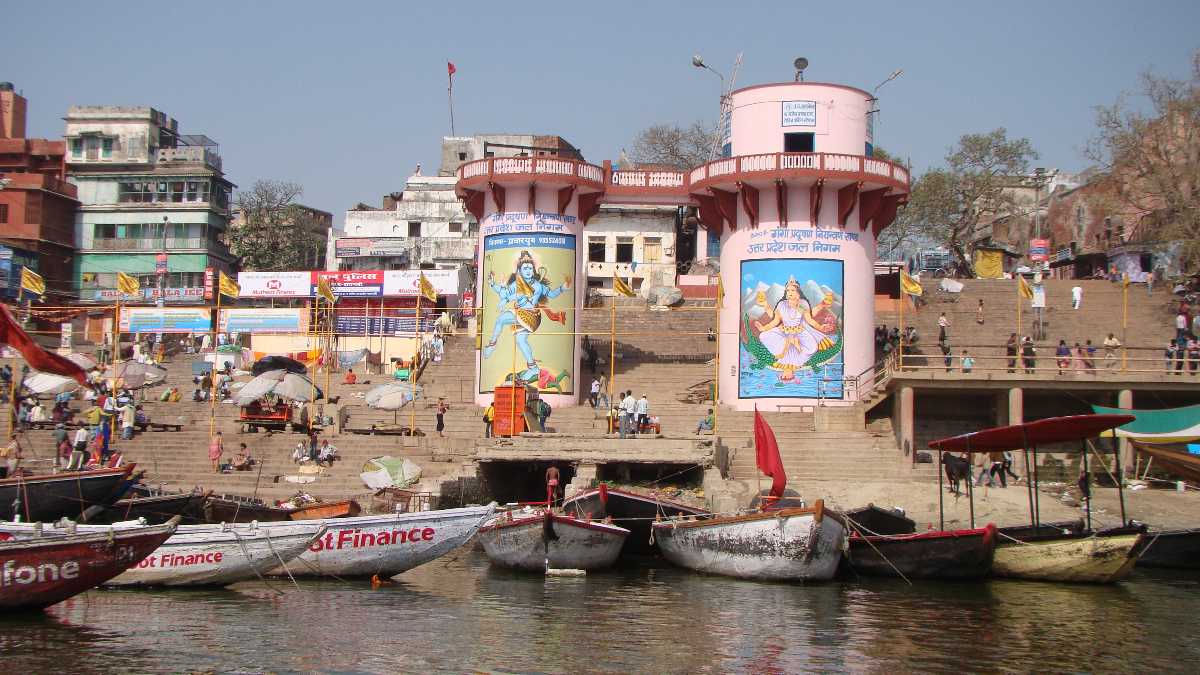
[689,82,910,409]
[456,157,607,408]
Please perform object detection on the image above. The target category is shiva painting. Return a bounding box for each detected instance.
[479,232,575,394]
[739,258,844,399]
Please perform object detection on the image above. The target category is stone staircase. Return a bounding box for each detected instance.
[879,278,1177,371]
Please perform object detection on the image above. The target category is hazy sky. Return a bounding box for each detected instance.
[7,1,1198,226]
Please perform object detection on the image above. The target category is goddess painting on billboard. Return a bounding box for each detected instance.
[739,259,844,398]
[481,247,573,385]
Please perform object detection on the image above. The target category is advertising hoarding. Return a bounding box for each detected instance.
[119,307,212,334]
[220,308,308,334]
[237,271,312,298]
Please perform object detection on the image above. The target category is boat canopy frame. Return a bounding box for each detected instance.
[927,414,1135,532]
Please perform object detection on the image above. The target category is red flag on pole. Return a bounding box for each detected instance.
[754,409,787,502]
[0,305,89,385]
[447,61,457,77]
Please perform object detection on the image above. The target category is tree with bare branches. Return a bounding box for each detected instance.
[1087,50,1200,269]
[629,121,718,170]
[229,180,323,271]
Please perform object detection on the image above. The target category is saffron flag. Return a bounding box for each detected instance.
[1018,275,1034,300]
[218,272,240,299]
[613,273,636,298]
[20,267,45,297]
[0,305,88,385]
[116,271,140,296]
[900,270,923,297]
[716,275,725,307]
[753,409,787,502]
[418,273,437,304]
[316,277,336,305]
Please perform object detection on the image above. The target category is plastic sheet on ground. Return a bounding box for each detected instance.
[337,348,370,369]
[939,278,964,293]
[361,455,423,490]
[365,382,422,411]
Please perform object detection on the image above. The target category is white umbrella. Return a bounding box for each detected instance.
[111,361,167,389]
[23,372,81,395]
[365,382,422,410]
[66,353,97,370]
[235,369,322,406]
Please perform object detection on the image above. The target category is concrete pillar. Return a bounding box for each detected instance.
[565,463,598,499]
[1119,389,1134,471]
[898,386,914,461]
[1008,387,1025,474]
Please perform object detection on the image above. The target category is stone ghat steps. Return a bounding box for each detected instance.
[878,279,1175,361]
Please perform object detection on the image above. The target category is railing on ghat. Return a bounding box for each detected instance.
[457,156,606,184]
[459,152,911,193]
[685,152,909,187]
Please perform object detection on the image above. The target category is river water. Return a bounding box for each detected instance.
[2,549,1197,673]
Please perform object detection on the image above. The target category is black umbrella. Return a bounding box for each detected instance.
[251,355,307,376]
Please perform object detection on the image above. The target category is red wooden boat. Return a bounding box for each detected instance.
[846,524,997,580]
[0,466,136,523]
[0,518,178,612]
[288,500,361,521]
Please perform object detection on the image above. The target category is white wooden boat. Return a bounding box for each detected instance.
[0,520,325,587]
[267,504,497,578]
[651,500,847,581]
[992,532,1144,583]
[477,508,629,572]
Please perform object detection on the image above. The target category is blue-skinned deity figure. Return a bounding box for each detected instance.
[482,250,571,383]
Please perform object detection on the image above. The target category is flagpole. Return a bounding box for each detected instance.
[1016,280,1022,344]
[898,278,905,370]
[309,296,318,436]
[411,291,420,435]
[713,276,720,433]
[448,70,456,137]
[325,298,332,398]
[608,291,616,434]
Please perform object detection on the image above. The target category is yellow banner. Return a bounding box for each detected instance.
[116,271,140,296]
[418,273,437,303]
[974,249,1004,279]
[218,271,240,299]
[20,267,45,296]
[316,277,336,304]
[900,270,923,296]
[1018,275,1034,300]
[613,273,636,298]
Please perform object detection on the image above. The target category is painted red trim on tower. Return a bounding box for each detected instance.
[737,181,759,228]
[837,182,860,227]
[775,179,788,229]
[710,188,738,231]
[858,187,888,231]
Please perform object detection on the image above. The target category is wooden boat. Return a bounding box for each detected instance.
[270,504,498,578]
[0,519,178,611]
[1137,528,1200,569]
[846,524,996,580]
[930,414,1144,584]
[202,495,292,523]
[0,466,136,522]
[992,531,1143,583]
[478,508,629,572]
[288,499,361,521]
[89,489,211,526]
[651,500,847,582]
[1132,442,1200,483]
[0,520,325,587]
[562,486,709,555]
[844,504,916,536]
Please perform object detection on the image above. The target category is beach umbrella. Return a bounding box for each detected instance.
[360,455,423,490]
[66,353,97,370]
[23,372,81,395]
[110,361,167,389]
[251,355,307,376]
[365,382,422,409]
[235,369,322,406]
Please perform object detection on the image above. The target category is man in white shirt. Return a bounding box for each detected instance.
[589,379,600,408]
[636,394,649,433]
[619,391,636,439]
[1177,312,1189,340]
[1071,285,1083,310]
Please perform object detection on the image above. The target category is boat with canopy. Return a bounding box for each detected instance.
[928,414,1145,583]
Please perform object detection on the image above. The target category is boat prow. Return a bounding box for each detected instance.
[478,508,629,572]
[651,500,847,582]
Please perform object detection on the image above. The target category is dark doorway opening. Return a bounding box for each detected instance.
[784,132,815,153]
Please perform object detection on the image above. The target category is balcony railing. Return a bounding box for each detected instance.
[0,173,78,199]
[89,237,207,251]
[157,147,223,171]
[459,152,911,200]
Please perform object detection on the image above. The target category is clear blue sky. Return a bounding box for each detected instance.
[6,1,1197,226]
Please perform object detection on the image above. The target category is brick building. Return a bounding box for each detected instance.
[0,83,79,301]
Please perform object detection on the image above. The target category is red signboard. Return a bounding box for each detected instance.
[1029,239,1050,262]
[461,290,475,317]
[311,270,385,297]
[203,267,214,301]
[155,253,169,275]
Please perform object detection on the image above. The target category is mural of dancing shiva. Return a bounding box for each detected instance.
[738,258,844,399]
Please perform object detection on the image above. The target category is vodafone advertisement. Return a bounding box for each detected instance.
[235,270,465,299]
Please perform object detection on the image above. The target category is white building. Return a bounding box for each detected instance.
[584,204,679,296]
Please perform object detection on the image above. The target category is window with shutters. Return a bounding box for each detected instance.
[588,237,607,262]
[101,137,113,159]
[643,237,662,264]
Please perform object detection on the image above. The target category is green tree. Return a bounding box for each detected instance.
[1088,50,1200,269]
[902,129,1037,276]
[229,180,323,271]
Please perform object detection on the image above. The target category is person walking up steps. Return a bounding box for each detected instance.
[208,432,224,473]
[483,402,494,438]
[436,398,449,437]
[1104,333,1121,370]
[938,312,950,342]
[976,299,985,325]
[636,393,649,433]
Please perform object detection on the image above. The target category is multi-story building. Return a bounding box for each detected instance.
[438,134,582,177]
[64,106,235,304]
[584,204,679,296]
[0,83,78,302]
